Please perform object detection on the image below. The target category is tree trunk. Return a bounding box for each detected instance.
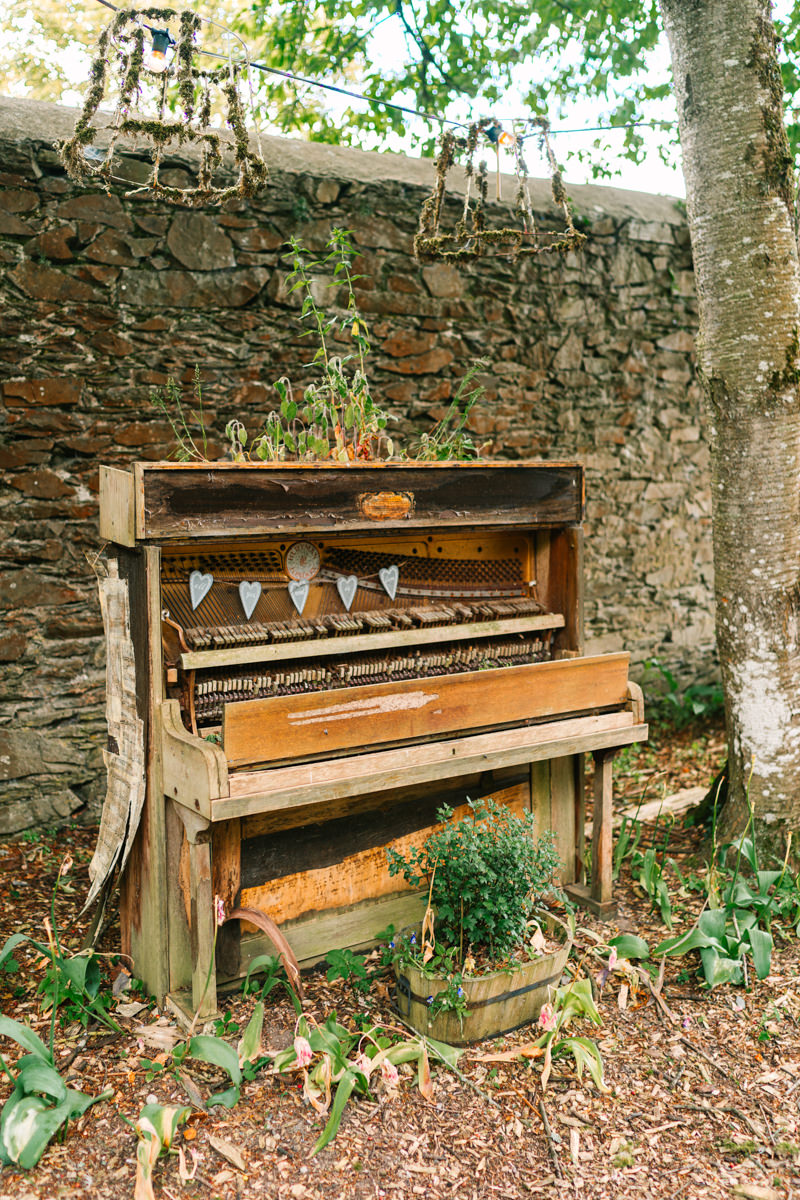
[659,0,800,850]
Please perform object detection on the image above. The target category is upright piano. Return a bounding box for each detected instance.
[98,461,646,1020]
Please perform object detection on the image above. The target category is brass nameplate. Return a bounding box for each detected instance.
[357,491,414,521]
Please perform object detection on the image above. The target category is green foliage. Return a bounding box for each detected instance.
[652,806,800,987]
[537,977,609,1093]
[250,228,393,464]
[242,953,302,1014]
[154,229,487,466]
[406,360,487,461]
[150,367,210,462]
[612,812,644,880]
[642,659,724,730]
[326,948,371,996]
[134,1102,191,1200]
[0,1017,111,1170]
[387,797,562,961]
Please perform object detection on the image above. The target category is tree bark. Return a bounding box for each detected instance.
[659,0,800,849]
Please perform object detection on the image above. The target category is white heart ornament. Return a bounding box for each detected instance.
[288,580,309,615]
[239,580,261,620]
[189,570,213,610]
[336,575,358,612]
[378,565,399,601]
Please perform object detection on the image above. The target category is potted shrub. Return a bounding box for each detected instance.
[386,798,572,1046]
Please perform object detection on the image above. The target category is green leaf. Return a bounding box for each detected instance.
[745,927,773,979]
[310,1069,357,1156]
[0,934,29,972]
[136,1103,190,1148]
[419,1036,462,1070]
[756,870,782,894]
[0,1018,52,1064]
[238,1002,264,1066]
[15,1060,66,1104]
[608,934,650,960]
[554,1036,609,1093]
[187,1034,242,1104]
[0,1095,69,1168]
[699,947,744,987]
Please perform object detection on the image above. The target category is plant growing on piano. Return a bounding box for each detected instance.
[251,228,395,464]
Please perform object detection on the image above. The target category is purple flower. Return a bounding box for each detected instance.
[457,987,465,998]
[410,934,417,945]
[426,995,434,1007]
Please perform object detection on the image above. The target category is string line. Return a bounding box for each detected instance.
[87,0,675,138]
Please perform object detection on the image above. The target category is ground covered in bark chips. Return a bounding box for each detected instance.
[2,715,800,1200]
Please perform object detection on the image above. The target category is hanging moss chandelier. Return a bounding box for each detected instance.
[59,7,268,206]
[414,117,585,263]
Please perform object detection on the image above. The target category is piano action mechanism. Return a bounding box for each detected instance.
[98,461,647,1021]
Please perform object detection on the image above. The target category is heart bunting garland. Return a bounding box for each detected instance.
[336,575,358,612]
[288,580,309,615]
[378,565,400,601]
[189,570,213,610]
[239,581,261,620]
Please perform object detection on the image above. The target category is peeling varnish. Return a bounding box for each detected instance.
[288,689,439,727]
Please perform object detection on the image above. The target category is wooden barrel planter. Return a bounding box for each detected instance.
[394,918,572,1046]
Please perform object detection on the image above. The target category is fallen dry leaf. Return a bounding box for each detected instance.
[207,1132,246,1171]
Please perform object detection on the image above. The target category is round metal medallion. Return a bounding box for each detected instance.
[284,541,321,582]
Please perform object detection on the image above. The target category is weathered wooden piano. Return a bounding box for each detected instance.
[98,461,646,1021]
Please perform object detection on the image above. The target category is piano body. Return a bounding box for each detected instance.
[98,461,647,1021]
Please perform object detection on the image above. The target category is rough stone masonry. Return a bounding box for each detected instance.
[0,96,710,834]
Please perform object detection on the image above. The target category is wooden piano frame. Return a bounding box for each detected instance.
[99,461,647,1022]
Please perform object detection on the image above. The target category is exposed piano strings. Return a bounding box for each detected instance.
[192,630,557,725]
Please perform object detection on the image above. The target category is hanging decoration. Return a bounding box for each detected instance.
[414,117,585,263]
[59,7,268,206]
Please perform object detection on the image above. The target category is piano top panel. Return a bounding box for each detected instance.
[100,462,584,547]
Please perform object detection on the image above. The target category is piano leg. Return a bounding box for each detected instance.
[564,747,617,918]
[172,805,220,1025]
[590,748,615,911]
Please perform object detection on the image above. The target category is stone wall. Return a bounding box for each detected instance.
[0,96,710,833]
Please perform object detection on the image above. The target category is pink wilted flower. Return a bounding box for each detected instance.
[380,1059,399,1088]
[608,946,618,971]
[354,1052,373,1077]
[293,1036,313,1068]
[215,895,226,927]
[538,1002,557,1032]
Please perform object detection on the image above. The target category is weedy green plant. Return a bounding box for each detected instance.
[537,977,609,1093]
[613,812,644,881]
[133,1102,191,1200]
[241,952,302,1014]
[0,1017,111,1170]
[326,948,372,997]
[650,788,800,987]
[0,861,122,1036]
[642,658,724,729]
[152,228,488,465]
[149,367,210,462]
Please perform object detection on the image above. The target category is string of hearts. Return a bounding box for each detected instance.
[188,566,400,619]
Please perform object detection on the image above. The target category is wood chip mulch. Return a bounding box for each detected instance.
[1,717,799,1200]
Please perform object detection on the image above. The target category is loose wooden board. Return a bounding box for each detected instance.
[223,652,631,769]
